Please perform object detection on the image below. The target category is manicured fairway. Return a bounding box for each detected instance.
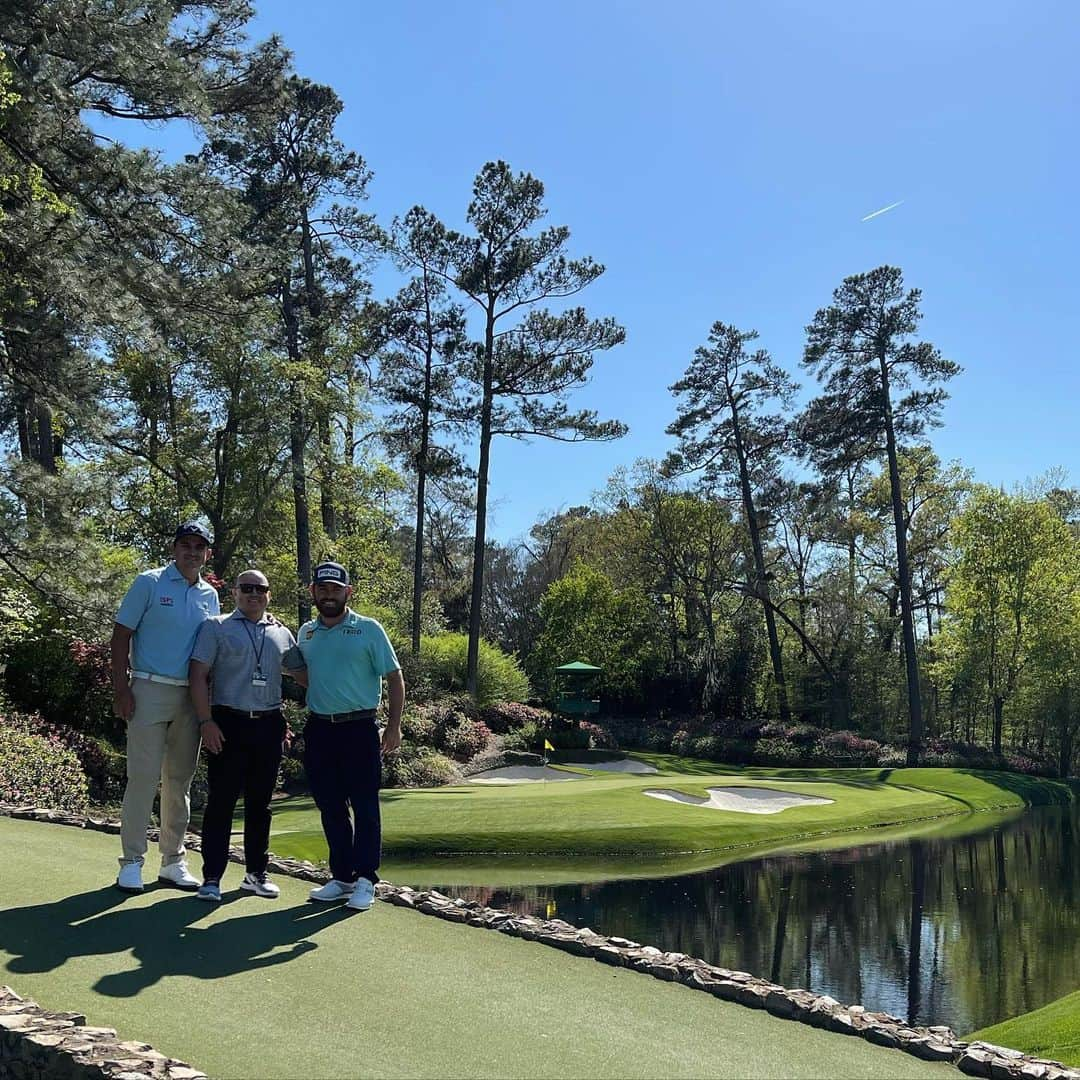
[267,760,1080,879]
[0,817,962,1080]
[968,991,1080,1067]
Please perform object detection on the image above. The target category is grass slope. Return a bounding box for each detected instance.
[268,758,1079,876]
[0,817,961,1080]
[968,991,1080,1067]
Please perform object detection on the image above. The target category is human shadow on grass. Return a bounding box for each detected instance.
[1,886,353,996]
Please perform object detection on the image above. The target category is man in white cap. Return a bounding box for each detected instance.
[110,522,220,892]
[283,562,404,912]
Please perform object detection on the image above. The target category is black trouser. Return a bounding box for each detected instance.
[200,706,285,882]
[303,715,382,884]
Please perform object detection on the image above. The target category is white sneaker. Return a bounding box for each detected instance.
[240,872,280,899]
[158,860,199,890]
[345,878,375,912]
[309,879,355,903]
[116,862,144,893]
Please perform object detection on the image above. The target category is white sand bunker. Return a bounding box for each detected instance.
[467,758,657,784]
[575,758,658,774]
[468,766,581,784]
[643,786,833,815]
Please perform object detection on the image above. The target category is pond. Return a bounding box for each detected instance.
[401,804,1080,1035]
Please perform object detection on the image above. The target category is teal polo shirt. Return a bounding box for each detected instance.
[290,609,399,714]
[115,563,220,681]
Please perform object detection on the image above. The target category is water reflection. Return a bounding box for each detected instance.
[417,805,1080,1034]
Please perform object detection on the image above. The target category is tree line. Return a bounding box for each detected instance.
[3,2,1077,771]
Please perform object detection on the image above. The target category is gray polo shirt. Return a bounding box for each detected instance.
[191,610,297,712]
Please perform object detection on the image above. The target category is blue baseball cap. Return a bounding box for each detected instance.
[174,521,212,545]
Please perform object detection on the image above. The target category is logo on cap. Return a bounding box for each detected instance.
[313,561,349,585]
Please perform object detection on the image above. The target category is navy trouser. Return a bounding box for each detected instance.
[303,716,382,884]
[201,707,285,881]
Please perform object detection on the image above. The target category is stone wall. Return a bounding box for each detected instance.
[3,802,1079,1080]
[0,986,205,1079]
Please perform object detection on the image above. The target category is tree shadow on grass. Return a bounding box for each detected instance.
[1,885,353,997]
[960,769,1079,807]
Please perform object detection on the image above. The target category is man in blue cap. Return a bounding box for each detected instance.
[283,562,404,912]
[110,521,220,892]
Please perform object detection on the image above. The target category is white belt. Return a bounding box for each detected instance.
[131,670,189,687]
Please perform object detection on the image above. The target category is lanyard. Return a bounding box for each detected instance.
[241,617,267,675]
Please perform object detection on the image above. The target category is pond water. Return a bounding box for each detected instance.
[410,805,1080,1035]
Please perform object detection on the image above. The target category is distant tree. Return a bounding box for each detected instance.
[434,162,626,694]
[380,208,470,654]
[804,266,959,762]
[202,75,378,623]
[667,323,797,724]
[938,487,1077,754]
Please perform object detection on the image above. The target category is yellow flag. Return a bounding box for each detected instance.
[544,738,555,752]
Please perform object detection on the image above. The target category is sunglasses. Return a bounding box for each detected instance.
[237,583,269,594]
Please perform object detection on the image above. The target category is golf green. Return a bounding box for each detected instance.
[266,762,1080,877]
[0,817,961,1079]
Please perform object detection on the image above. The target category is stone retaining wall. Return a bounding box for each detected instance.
[3,802,1078,1080]
[0,986,206,1079]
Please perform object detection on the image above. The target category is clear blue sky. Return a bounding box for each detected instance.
[159,1,1080,539]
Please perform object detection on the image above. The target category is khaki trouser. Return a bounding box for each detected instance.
[119,679,201,866]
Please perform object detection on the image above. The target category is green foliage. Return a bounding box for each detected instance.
[3,634,118,743]
[0,721,88,811]
[382,745,460,788]
[530,564,662,704]
[417,633,530,706]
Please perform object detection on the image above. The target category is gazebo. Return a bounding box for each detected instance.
[554,660,602,717]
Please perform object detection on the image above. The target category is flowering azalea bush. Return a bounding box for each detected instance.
[0,723,88,812]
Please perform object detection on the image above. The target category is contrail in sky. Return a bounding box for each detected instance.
[861,199,904,222]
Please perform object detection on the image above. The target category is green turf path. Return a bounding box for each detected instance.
[266,760,1080,884]
[0,817,961,1080]
[968,991,1080,1067]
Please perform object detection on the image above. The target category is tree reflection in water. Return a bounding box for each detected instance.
[421,805,1080,1033]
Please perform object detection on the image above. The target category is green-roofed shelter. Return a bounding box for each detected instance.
[554,660,602,716]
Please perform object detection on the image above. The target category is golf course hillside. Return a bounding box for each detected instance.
[967,992,1080,1068]
[265,755,1080,877]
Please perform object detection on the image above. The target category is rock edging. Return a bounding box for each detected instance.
[3,802,1079,1080]
[0,985,206,1079]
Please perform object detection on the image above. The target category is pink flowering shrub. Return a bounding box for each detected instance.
[0,722,88,811]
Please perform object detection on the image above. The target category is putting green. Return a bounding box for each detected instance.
[0,817,961,1079]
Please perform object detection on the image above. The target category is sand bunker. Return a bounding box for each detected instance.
[643,786,833,815]
[467,766,581,785]
[577,758,657,774]
[467,758,657,784]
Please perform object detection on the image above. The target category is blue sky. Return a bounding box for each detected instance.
[157,1,1079,538]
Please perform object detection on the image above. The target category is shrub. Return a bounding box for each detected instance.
[3,635,118,743]
[417,633,530,706]
[2,711,124,804]
[277,757,306,793]
[0,724,89,812]
[440,718,494,762]
[548,723,590,751]
[814,730,882,767]
[383,746,460,788]
[579,720,617,750]
[876,745,909,768]
[401,707,437,745]
[502,720,544,753]
[755,737,805,766]
[480,701,554,735]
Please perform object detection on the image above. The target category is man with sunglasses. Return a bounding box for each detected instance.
[188,569,304,902]
[283,562,404,913]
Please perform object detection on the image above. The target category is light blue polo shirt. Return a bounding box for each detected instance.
[289,609,399,714]
[115,563,220,681]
